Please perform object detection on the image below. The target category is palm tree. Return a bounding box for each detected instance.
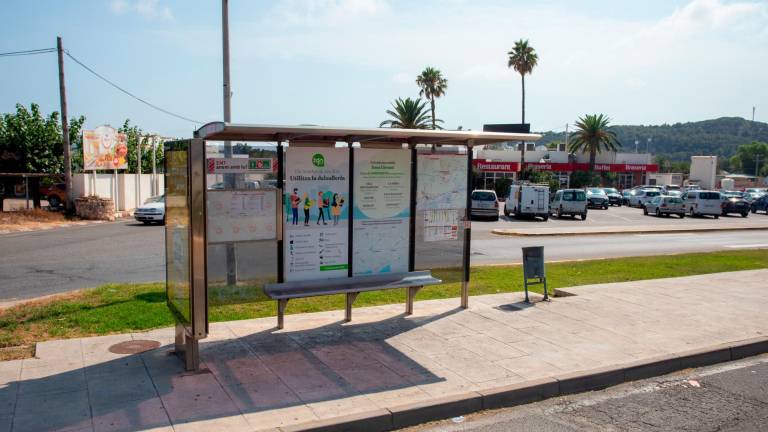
[415,67,448,130]
[507,39,538,171]
[379,97,439,129]
[568,114,622,172]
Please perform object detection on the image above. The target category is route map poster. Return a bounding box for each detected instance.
[283,147,349,282]
[353,148,411,275]
[206,190,277,243]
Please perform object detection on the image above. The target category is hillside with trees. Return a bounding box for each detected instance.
[537,117,768,163]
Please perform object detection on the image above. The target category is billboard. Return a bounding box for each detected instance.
[82,125,128,170]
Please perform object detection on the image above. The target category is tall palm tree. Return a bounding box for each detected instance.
[507,39,538,171]
[568,114,621,172]
[379,97,439,129]
[415,67,448,130]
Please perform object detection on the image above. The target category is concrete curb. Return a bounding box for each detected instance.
[491,225,768,237]
[278,336,768,431]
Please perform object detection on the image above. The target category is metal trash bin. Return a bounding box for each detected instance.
[522,246,548,302]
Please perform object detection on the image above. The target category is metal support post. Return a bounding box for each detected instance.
[276,139,284,283]
[345,292,359,322]
[222,0,237,286]
[461,141,474,309]
[347,142,355,277]
[277,299,288,329]
[406,286,421,315]
[408,142,417,271]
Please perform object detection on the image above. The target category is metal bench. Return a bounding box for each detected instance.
[264,271,442,329]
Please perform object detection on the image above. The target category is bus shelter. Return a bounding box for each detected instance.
[165,123,540,371]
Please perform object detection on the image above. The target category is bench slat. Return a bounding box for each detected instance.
[264,271,442,300]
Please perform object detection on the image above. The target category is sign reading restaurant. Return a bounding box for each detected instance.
[473,160,658,173]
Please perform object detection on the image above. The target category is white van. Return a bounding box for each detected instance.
[504,184,550,220]
[550,189,588,220]
[681,190,721,218]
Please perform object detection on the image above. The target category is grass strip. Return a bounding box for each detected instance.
[1,249,766,353]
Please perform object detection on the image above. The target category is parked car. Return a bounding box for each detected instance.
[550,189,588,220]
[39,182,67,208]
[665,190,682,198]
[621,189,634,206]
[751,194,768,214]
[644,196,686,218]
[586,188,609,209]
[681,190,721,218]
[663,184,681,193]
[720,192,750,217]
[134,195,165,224]
[470,189,499,221]
[602,188,622,206]
[627,188,661,207]
[504,184,550,220]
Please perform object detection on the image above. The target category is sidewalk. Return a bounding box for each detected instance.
[1,270,767,431]
[492,221,768,236]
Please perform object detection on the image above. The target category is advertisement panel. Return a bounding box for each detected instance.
[353,148,411,275]
[206,158,274,174]
[82,125,128,170]
[283,148,349,281]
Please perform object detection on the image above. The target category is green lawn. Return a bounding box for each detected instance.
[1,249,766,355]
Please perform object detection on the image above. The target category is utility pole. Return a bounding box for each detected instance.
[222,0,237,286]
[57,36,73,213]
[151,137,156,195]
[564,123,570,188]
[753,106,756,122]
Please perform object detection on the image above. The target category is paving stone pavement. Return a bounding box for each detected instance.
[0,269,766,431]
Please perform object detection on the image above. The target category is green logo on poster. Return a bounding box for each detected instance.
[312,153,325,167]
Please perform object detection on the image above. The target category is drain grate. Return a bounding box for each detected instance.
[108,339,161,354]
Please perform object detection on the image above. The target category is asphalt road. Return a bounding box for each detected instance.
[406,354,768,432]
[1,217,767,301]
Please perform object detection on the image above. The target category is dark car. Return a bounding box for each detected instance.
[720,192,750,217]
[586,188,609,209]
[602,188,622,206]
[751,194,768,215]
[39,182,67,208]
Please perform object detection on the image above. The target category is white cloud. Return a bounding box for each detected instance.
[110,0,173,21]
[272,0,390,26]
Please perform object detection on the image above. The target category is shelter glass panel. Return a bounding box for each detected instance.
[165,140,192,324]
[415,149,468,284]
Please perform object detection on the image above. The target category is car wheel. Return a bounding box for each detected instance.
[47,195,61,208]
[603,204,608,210]
[679,213,685,218]
[643,207,648,215]
[142,221,151,225]
[689,208,695,218]
[557,208,563,218]
[542,214,549,221]
[656,208,661,217]
[580,212,587,220]
[503,207,510,217]
[741,212,748,218]
[751,208,756,214]
[714,214,719,219]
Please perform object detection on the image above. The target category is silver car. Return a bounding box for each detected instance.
[470,189,499,221]
[644,195,686,218]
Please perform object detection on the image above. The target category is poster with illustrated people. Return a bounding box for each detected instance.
[353,148,411,275]
[283,147,349,282]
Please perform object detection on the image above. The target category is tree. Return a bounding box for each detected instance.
[379,98,438,129]
[0,103,84,208]
[568,114,621,172]
[507,39,538,171]
[118,120,164,174]
[415,67,448,130]
[731,141,768,176]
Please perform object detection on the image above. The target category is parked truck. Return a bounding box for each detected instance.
[689,156,717,190]
[504,184,550,220]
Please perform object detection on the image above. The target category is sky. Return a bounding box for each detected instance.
[1,0,767,138]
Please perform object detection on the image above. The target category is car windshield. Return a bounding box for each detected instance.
[472,191,496,201]
[563,191,586,201]
[665,197,683,204]
[587,188,605,195]
[603,188,618,194]
[145,195,164,203]
[645,191,660,197]
[667,191,682,197]
[699,192,720,199]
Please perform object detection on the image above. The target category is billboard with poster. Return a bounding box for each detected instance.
[82,125,128,170]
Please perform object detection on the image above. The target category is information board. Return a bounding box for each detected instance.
[206,190,277,243]
[423,209,460,242]
[416,154,467,210]
[353,148,411,275]
[82,126,128,170]
[283,147,349,281]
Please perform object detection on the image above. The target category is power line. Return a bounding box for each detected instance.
[0,48,56,57]
[64,50,202,125]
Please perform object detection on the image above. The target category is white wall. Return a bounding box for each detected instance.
[475,149,651,165]
[72,173,165,211]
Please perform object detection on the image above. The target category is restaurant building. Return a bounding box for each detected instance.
[474,143,657,190]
